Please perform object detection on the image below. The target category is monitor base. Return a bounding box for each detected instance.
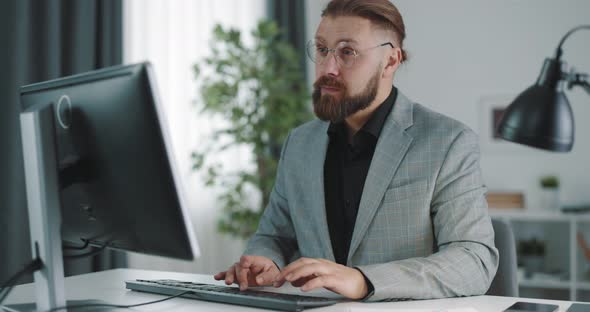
[3,299,112,311]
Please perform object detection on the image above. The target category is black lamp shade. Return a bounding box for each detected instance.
[497,58,574,152]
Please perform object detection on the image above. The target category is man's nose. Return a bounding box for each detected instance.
[320,53,340,77]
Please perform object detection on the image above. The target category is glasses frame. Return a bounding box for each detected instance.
[306,40,395,68]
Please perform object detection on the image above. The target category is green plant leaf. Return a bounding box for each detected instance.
[193,20,312,239]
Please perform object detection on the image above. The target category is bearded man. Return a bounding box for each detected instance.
[214,0,498,301]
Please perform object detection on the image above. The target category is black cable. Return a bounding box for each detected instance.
[62,231,113,251]
[0,258,43,305]
[62,239,90,250]
[0,258,42,300]
[1,241,108,304]
[45,290,193,312]
[63,240,111,259]
[554,25,590,60]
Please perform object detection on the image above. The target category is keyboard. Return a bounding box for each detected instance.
[125,279,344,312]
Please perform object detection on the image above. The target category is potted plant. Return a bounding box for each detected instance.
[192,20,311,240]
[518,238,546,278]
[539,175,560,212]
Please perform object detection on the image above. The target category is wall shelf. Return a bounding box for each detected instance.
[577,282,590,291]
[489,208,590,301]
[490,208,590,222]
[519,278,570,289]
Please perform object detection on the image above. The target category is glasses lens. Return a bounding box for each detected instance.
[336,43,356,67]
[306,40,320,63]
[306,40,357,67]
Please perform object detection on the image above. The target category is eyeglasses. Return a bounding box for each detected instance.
[306,40,394,68]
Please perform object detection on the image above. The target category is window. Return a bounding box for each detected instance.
[123,0,266,273]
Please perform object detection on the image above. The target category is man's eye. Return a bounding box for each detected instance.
[340,48,355,56]
[316,47,329,55]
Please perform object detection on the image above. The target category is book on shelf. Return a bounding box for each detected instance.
[486,191,525,209]
[562,205,590,214]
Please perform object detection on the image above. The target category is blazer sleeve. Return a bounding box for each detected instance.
[356,128,499,301]
[242,131,299,269]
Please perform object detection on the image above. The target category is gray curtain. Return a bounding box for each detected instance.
[0,0,126,285]
[267,0,308,83]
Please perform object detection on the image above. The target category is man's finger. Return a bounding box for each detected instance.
[291,276,314,287]
[277,258,317,281]
[213,271,226,280]
[301,275,334,292]
[239,255,253,268]
[284,263,329,283]
[248,261,268,275]
[274,258,316,287]
[253,265,266,275]
[225,265,236,285]
[255,270,277,286]
[236,262,250,290]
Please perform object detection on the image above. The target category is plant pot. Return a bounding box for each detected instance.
[540,188,560,212]
[520,255,545,278]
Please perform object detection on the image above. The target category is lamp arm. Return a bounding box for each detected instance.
[566,71,590,96]
[554,25,590,60]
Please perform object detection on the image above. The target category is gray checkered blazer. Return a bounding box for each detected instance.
[244,91,499,301]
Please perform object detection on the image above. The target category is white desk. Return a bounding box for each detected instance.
[3,268,579,311]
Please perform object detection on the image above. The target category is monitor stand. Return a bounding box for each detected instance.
[4,300,109,312]
[4,105,108,311]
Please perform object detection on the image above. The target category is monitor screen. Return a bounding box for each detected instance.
[19,62,199,260]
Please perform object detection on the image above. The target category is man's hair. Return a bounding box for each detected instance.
[321,0,408,62]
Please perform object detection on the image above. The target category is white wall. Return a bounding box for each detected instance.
[306,0,590,210]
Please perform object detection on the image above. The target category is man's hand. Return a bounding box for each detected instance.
[213,255,280,291]
[274,257,369,300]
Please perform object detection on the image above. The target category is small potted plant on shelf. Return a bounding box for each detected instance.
[539,175,560,212]
[518,238,546,279]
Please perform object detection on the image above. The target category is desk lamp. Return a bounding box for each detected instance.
[497,25,590,152]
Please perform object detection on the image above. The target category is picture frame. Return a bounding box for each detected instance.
[478,94,537,154]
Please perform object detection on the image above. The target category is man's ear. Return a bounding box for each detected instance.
[382,47,402,78]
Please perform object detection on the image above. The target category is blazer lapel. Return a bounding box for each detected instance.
[347,91,415,262]
[307,122,336,261]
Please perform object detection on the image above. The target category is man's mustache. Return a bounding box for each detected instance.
[313,76,346,90]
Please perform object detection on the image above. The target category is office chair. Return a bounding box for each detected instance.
[486,218,519,297]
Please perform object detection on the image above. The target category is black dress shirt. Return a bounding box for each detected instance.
[324,87,397,266]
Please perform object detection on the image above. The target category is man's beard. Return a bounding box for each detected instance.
[312,69,380,123]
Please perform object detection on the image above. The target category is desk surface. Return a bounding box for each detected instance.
[3,268,578,311]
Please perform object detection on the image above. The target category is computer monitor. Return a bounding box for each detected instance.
[17,62,199,310]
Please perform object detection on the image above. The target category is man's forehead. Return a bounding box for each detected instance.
[315,16,374,45]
